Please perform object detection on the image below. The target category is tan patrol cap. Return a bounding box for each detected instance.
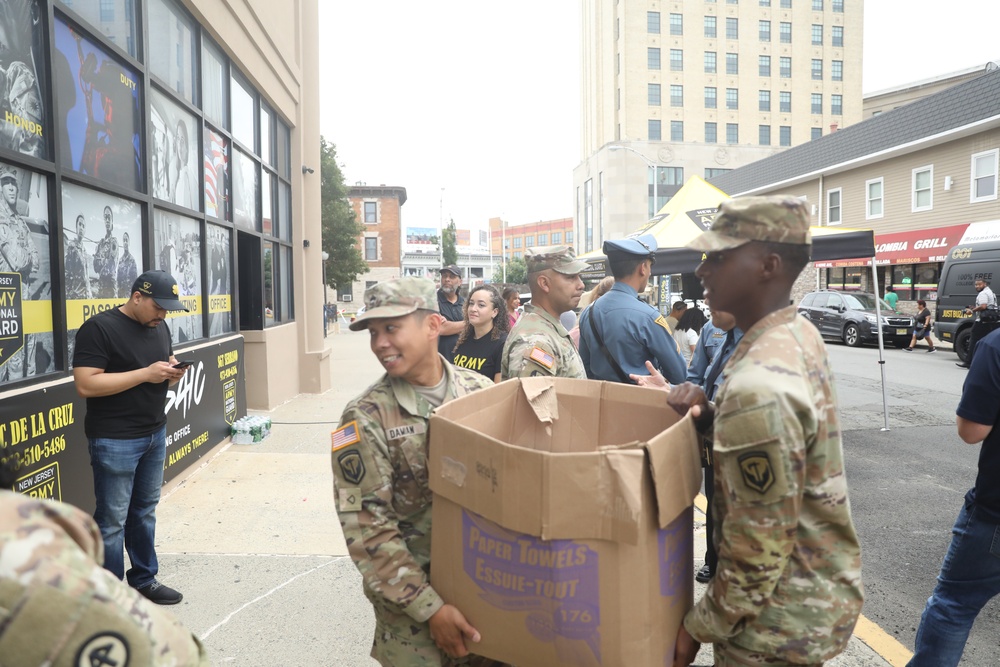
[687,195,812,252]
[525,245,590,275]
[348,277,439,331]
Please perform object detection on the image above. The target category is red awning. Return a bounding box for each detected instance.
[813,223,969,267]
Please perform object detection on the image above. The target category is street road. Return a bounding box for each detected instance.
[827,339,1000,665]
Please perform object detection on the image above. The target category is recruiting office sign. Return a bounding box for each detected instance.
[0,335,247,514]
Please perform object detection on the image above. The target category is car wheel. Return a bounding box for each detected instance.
[955,328,972,363]
[844,323,861,347]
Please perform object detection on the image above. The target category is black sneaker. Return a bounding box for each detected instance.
[136,581,183,605]
[902,347,912,352]
[927,348,937,354]
[695,563,713,584]
[956,363,969,369]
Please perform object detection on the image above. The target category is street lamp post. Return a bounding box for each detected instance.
[609,144,660,219]
[321,250,329,338]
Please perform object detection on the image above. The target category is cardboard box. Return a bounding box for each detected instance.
[429,377,702,667]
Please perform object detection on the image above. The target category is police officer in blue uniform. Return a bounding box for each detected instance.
[579,234,687,384]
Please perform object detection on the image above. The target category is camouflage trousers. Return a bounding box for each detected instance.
[370,599,510,667]
[713,642,824,667]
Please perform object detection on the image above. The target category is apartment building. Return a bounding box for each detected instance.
[488,217,576,260]
[575,0,863,247]
[341,185,406,304]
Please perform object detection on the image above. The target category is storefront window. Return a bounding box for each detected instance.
[54,18,143,191]
[207,224,233,335]
[826,268,844,290]
[891,264,914,300]
[153,209,203,343]
[263,241,274,326]
[230,73,255,150]
[147,0,197,105]
[0,163,55,384]
[202,40,227,127]
[150,88,199,210]
[57,0,138,58]
[261,171,273,236]
[232,149,258,230]
[260,104,272,166]
[204,126,229,219]
[280,246,292,321]
[0,1,49,159]
[913,263,940,301]
[844,267,862,290]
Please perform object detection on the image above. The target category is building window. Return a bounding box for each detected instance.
[669,13,683,35]
[832,60,843,81]
[100,0,115,21]
[780,90,791,112]
[726,17,738,39]
[827,188,842,225]
[364,201,377,223]
[811,127,823,140]
[566,231,574,243]
[781,0,792,6]
[706,122,718,143]
[760,0,771,5]
[728,0,738,3]
[811,93,823,114]
[811,24,823,46]
[704,15,717,38]
[759,55,771,76]
[812,0,823,10]
[671,84,684,106]
[726,88,738,110]
[780,125,792,146]
[149,0,197,105]
[866,178,884,219]
[759,20,771,42]
[513,237,523,249]
[648,11,661,33]
[812,59,823,80]
[671,49,684,71]
[705,51,717,73]
[831,94,843,115]
[833,0,844,11]
[971,149,999,202]
[913,166,933,212]
[759,125,771,145]
[705,86,718,108]
[726,123,739,144]
[648,48,661,70]
[649,83,661,106]
[525,235,535,246]
[780,22,791,43]
[551,232,561,243]
[538,234,548,244]
[649,119,662,141]
[705,167,732,178]
[726,53,738,75]
[364,237,378,261]
[780,56,791,78]
[832,25,843,46]
[671,120,684,141]
[759,90,771,111]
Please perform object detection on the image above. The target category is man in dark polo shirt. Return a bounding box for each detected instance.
[72,270,190,606]
[437,264,465,357]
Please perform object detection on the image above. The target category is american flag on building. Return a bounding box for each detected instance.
[205,129,228,218]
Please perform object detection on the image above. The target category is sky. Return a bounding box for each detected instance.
[319,1,1000,242]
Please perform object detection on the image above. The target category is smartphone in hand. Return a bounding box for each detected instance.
[172,360,194,369]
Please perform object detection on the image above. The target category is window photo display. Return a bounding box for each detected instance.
[53,17,142,191]
[232,149,258,230]
[151,88,199,210]
[208,223,232,336]
[204,126,229,219]
[0,0,48,159]
[154,209,203,343]
[0,161,54,383]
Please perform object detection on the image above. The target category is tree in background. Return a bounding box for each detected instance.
[492,257,527,285]
[442,218,458,266]
[320,137,367,296]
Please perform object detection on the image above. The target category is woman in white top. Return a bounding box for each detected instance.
[672,307,707,366]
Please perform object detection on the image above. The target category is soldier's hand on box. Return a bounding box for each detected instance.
[671,625,700,667]
[630,360,670,391]
[666,382,714,432]
[429,604,480,658]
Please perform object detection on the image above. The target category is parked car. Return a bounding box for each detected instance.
[798,290,915,348]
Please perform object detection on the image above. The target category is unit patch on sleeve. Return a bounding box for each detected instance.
[331,421,361,452]
[738,450,775,494]
[528,346,555,370]
[338,450,366,485]
[386,423,426,440]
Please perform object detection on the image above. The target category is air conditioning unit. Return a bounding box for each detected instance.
[342,295,353,302]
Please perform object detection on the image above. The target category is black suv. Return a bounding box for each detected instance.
[798,291,915,348]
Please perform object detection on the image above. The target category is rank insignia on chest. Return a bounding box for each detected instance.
[529,346,554,369]
[332,420,360,452]
[738,451,775,494]
[338,450,366,485]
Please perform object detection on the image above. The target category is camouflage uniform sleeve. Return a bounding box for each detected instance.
[503,335,560,379]
[331,406,444,623]
[684,397,802,644]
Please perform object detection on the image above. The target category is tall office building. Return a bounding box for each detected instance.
[574,0,863,249]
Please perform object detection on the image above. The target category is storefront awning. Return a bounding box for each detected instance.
[813,223,969,268]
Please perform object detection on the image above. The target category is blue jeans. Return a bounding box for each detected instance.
[88,426,167,589]
[908,499,1000,666]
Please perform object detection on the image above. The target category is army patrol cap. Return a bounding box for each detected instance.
[131,270,189,311]
[0,168,16,186]
[349,276,439,331]
[603,233,657,261]
[687,195,812,252]
[525,245,590,275]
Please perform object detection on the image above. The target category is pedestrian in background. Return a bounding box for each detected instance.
[333,278,504,666]
[673,307,708,366]
[437,265,465,358]
[666,196,863,667]
[903,299,937,353]
[885,285,899,312]
[666,300,688,331]
[577,275,615,310]
[956,278,998,369]
[451,284,509,383]
[501,287,520,329]
[907,326,1000,666]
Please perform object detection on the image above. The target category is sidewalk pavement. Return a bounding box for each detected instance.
[157,330,901,667]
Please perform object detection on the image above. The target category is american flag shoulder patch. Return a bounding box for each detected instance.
[332,420,361,451]
[528,346,555,370]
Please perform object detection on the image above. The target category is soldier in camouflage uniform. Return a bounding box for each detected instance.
[65,214,93,299]
[666,196,864,667]
[500,245,588,380]
[93,205,119,298]
[0,488,209,665]
[0,168,38,283]
[332,277,505,667]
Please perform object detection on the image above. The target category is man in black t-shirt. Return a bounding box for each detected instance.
[73,270,190,606]
[436,264,465,357]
